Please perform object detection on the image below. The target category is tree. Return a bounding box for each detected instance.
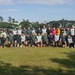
[20,20,31,28]
[0,16,3,22]
[12,18,15,23]
[8,17,12,23]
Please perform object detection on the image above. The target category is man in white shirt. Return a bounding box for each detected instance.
[71,25,75,36]
[67,35,74,48]
[31,28,36,34]
[42,25,47,35]
[18,28,22,35]
[13,28,17,35]
[21,33,26,47]
[1,29,7,38]
[54,33,60,47]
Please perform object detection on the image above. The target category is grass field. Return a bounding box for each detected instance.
[0,47,75,75]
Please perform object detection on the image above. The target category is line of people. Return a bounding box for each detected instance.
[0,25,75,48]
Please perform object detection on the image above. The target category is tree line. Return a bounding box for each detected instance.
[0,16,75,28]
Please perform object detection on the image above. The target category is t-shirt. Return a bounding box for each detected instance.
[21,35,25,42]
[37,36,42,43]
[26,36,31,41]
[71,28,75,36]
[48,35,53,42]
[42,28,47,34]
[52,30,56,36]
[0,37,6,43]
[27,30,31,35]
[57,29,60,35]
[63,31,66,35]
[61,36,66,42]
[1,32,7,38]
[66,30,71,35]
[14,35,21,41]
[22,30,27,35]
[68,38,73,44]
[32,30,36,34]
[36,30,42,34]
[7,35,13,42]
[18,30,22,35]
[54,35,59,42]
[46,29,51,35]
[31,35,37,42]
[42,36,47,42]
[13,30,17,35]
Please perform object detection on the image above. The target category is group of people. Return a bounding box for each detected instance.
[0,25,75,48]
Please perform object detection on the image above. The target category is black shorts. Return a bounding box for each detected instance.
[43,41,47,44]
[62,42,65,45]
[31,41,35,45]
[37,42,41,44]
[14,40,20,44]
[68,43,74,47]
[9,41,13,44]
[22,41,24,45]
[55,41,59,45]
[62,41,66,45]
[27,41,31,45]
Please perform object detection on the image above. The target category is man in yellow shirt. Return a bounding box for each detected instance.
[57,28,60,35]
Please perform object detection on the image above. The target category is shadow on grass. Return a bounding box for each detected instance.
[0,60,75,75]
[50,52,75,74]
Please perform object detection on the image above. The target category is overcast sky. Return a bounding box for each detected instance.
[0,0,75,22]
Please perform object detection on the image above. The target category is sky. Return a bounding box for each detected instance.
[0,0,75,23]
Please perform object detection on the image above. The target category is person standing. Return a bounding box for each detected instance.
[71,25,75,36]
[42,25,47,35]
[13,28,17,35]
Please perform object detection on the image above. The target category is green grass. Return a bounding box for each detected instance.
[0,47,75,75]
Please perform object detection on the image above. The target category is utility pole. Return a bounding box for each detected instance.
[62,18,64,28]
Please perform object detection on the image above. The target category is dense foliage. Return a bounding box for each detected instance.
[0,16,75,28]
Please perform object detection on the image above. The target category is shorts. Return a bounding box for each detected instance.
[55,41,59,45]
[22,41,24,45]
[68,43,74,47]
[43,41,47,44]
[37,42,41,44]
[9,41,13,44]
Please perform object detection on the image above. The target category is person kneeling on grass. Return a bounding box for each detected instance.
[48,32,54,46]
[7,33,13,47]
[31,33,37,47]
[67,35,74,48]
[42,33,48,47]
[25,34,31,47]
[0,35,6,48]
[36,33,42,47]
[60,32,67,48]
[13,31,21,47]
[21,33,26,47]
[54,32,60,47]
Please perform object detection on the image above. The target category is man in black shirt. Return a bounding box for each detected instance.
[25,34,31,47]
[36,27,42,35]
[13,32,21,47]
